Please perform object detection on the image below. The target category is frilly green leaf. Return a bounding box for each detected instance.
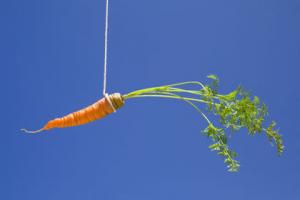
[124,75,284,172]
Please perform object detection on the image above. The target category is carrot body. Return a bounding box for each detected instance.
[22,93,124,133]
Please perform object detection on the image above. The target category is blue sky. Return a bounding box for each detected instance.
[2,0,300,199]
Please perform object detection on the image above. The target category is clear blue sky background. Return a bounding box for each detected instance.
[2,0,300,199]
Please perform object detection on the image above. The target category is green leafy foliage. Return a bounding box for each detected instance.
[124,75,284,172]
[265,121,284,155]
[203,123,240,172]
[200,76,284,171]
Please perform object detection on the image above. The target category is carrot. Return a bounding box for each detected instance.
[21,93,124,133]
[21,76,283,172]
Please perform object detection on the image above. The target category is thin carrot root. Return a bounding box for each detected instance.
[22,93,124,133]
[20,128,45,134]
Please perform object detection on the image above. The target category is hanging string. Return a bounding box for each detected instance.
[102,0,117,111]
[102,0,109,96]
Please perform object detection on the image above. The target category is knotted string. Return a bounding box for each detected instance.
[102,0,117,112]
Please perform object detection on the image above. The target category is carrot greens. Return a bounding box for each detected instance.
[124,75,283,172]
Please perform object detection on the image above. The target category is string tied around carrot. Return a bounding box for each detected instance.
[21,93,124,134]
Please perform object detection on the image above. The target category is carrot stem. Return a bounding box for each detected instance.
[123,76,283,172]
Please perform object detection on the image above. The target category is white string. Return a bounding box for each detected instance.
[103,0,109,96]
[102,0,117,112]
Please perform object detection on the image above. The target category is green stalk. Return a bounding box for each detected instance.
[121,76,284,172]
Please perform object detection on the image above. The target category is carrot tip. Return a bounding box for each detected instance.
[20,128,44,134]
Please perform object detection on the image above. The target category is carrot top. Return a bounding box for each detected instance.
[124,75,283,172]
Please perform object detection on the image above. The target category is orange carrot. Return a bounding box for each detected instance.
[21,93,124,133]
